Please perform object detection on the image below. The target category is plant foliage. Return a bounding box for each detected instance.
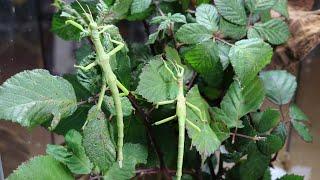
[0,0,312,179]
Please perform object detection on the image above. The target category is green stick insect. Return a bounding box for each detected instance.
[153,60,205,180]
[65,3,129,168]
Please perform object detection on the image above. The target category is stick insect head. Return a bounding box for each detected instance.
[76,0,97,28]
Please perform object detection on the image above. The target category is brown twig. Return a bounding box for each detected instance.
[127,93,171,179]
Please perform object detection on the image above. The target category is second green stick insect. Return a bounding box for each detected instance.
[153,60,205,180]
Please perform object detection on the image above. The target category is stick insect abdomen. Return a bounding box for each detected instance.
[176,95,186,180]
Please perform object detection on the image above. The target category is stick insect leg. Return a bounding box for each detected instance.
[116,80,129,96]
[153,115,177,126]
[106,36,125,57]
[155,99,176,108]
[186,102,206,122]
[74,61,97,71]
[186,119,201,132]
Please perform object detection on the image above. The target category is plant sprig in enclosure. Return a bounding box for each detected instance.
[0,0,311,180]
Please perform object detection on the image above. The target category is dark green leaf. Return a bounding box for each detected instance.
[252,108,280,133]
[289,104,308,121]
[277,174,304,180]
[51,13,82,41]
[246,0,277,12]
[219,18,247,40]
[272,0,289,18]
[131,0,152,14]
[136,57,179,103]
[213,77,265,128]
[215,0,247,25]
[176,23,213,44]
[229,38,273,85]
[249,19,290,45]
[103,96,133,117]
[103,143,148,179]
[7,156,73,180]
[259,70,297,105]
[186,86,223,159]
[292,120,312,142]
[195,4,219,32]
[257,134,283,155]
[46,130,93,174]
[0,69,77,128]
[83,106,116,172]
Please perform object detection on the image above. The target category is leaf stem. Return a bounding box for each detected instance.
[230,132,266,141]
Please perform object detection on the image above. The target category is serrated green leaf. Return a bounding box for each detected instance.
[229,38,273,85]
[111,0,133,20]
[83,107,116,172]
[259,70,297,105]
[272,0,289,18]
[217,41,231,70]
[136,57,178,103]
[51,13,82,41]
[103,143,148,179]
[146,31,160,45]
[292,120,312,142]
[169,13,187,24]
[7,155,73,180]
[249,19,290,45]
[186,86,223,159]
[257,134,283,155]
[63,74,91,101]
[227,146,270,180]
[263,168,272,180]
[183,41,223,81]
[215,0,247,25]
[176,23,213,44]
[253,108,280,133]
[131,0,152,14]
[212,78,265,128]
[246,0,277,12]
[277,174,304,180]
[272,122,287,144]
[195,4,219,32]
[219,18,247,40]
[46,130,92,174]
[289,104,308,121]
[0,69,77,128]
[104,96,133,116]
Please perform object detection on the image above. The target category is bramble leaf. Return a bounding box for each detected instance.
[278,174,304,180]
[215,0,247,25]
[219,18,247,40]
[7,156,73,180]
[131,0,152,14]
[103,143,148,179]
[176,23,213,44]
[289,104,308,121]
[83,106,116,172]
[246,0,277,12]
[0,69,77,128]
[212,78,265,128]
[136,57,178,103]
[51,13,82,41]
[229,38,273,85]
[259,70,297,105]
[195,4,219,32]
[46,130,93,174]
[292,120,312,142]
[248,19,290,45]
[183,41,223,82]
[186,86,224,159]
[252,108,280,133]
[104,96,133,117]
[272,0,289,18]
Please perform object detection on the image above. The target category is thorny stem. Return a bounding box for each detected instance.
[215,36,234,46]
[279,105,286,121]
[127,93,171,179]
[135,168,196,178]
